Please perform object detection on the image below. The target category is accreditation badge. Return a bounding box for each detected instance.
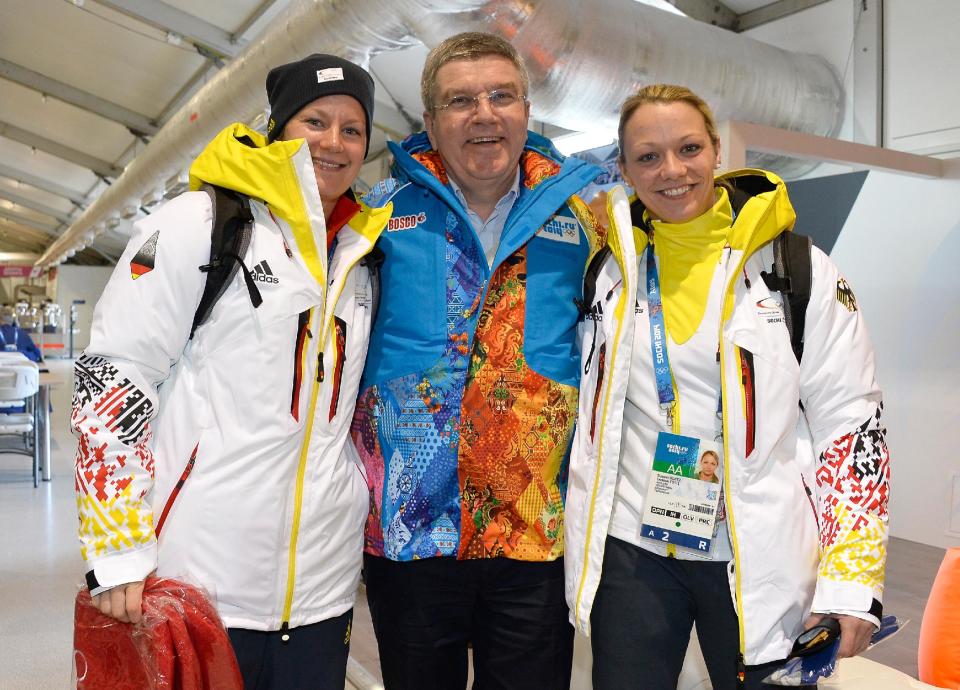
[640,431,724,555]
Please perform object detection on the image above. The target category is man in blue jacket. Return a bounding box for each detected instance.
[0,306,42,362]
[353,31,602,690]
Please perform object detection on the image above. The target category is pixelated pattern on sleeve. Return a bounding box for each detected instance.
[73,354,156,561]
[74,355,153,446]
[815,403,890,592]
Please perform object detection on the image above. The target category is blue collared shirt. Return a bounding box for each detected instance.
[448,168,521,268]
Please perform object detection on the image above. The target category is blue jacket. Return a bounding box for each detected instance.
[353,131,603,562]
[0,324,42,362]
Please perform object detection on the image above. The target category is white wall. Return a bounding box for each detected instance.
[745,0,960,158]
[885,0,960,156]
[830,163,960,550]
[740,0,960,551]
[54,265,114,355]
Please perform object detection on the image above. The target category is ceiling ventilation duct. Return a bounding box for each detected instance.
[38,0,841,266]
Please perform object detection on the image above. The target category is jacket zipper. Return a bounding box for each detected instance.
[280,307,322,642]
[278,247,371,639]
[720,258,751,669]
[573,193,633,629]
[290,310,311,421]
[155,443,199,538]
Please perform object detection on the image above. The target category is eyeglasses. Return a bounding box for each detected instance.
[434,89,527,114]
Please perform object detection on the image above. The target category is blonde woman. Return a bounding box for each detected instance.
[565,84,890,689]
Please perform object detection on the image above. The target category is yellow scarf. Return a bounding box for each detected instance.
[647,187,733,344]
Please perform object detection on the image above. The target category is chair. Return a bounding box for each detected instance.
[0,355,41,486]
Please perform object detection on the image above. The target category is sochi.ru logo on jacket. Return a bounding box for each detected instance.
[250,260,279,284]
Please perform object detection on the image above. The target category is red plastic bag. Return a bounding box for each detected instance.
[73,576,243,689]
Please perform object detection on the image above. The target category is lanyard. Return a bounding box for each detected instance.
[644,244,676,424]
[644,243,724,433]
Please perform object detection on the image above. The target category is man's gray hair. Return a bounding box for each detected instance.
[420,32,530,113]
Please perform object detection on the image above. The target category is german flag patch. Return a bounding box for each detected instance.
[130,230,159,280]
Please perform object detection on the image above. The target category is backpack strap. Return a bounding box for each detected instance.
[760,232,812,363]
[576,244,613,375]
[190,184,262,339]
[577,244,612,318]
[360,245,386,327]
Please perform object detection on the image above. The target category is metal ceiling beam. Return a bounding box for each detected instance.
[231,0,282,40]
[0,218,48,240]
[736,0,832,32]
[853,0,883,147]
[0,162,88,205]
[0,207,59,235]
[91,0,246,59]
[85,245,121,264]
[0,120,124,178]
[664,0,738,29]
[0,58,158,136]
[157,62,217,125]
[0,190,73,224]
[0,224,48,251]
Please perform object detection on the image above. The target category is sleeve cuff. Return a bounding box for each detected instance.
[813,608,880,630]
[812,576,879,611]
[811,577,882,629]
[85,544,157,595]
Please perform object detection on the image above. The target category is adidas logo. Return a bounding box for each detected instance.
[250,260,279,284]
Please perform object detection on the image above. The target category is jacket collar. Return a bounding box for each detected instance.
[627,168,796,259]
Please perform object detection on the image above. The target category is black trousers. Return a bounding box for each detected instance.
[363,554,573,690]
[227,609,352,690]
[591,537,815,690]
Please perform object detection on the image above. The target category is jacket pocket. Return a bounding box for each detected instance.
[589,342,607,442]
[290,309,311,421]
[362,222,446,386]
[800,472,819,529]
[737,346,756,458]
[329,317,347,422]
[525,231,590,386]
[155,443,199,538]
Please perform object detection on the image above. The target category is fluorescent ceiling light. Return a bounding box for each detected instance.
[637,0,685,15]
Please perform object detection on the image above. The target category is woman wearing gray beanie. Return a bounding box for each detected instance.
[74,54,387,689]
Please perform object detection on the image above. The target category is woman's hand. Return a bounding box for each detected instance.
[803,613,875,658]
[92,581,145,624]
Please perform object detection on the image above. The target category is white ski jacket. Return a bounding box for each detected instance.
[74,124,391,631]
[564,170,890,664]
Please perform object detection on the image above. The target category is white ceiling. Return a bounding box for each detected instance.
[0,0,780,265]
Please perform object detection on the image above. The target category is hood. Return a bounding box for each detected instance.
[720,168,797,257]
[188,123,328,284]
[189,123,317,214]
[628,168,797,259]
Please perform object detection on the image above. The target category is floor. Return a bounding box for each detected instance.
[0,358,947,689]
